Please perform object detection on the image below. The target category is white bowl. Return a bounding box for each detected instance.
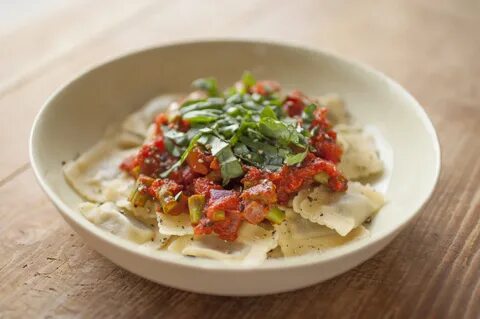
[30,40,440,296]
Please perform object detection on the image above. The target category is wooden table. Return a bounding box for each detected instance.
[1,1,479,318]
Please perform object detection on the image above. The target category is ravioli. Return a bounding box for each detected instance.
[157,212,194,236]
[63,138,138,202]
[276,209,369,257]
[335,124,383,180]
[116,199,157,224]
[167,223,278,265]
[292,182,384,236]
[79,202,154,244]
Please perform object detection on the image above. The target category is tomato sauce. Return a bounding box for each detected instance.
[119,85,348,242]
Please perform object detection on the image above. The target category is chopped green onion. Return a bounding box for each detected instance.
[242,71,256,88]
[128,175,154,207]
[212,210,225,221]
[129,187,148,208]
[158,191,176,213]
[266,207,286,224]
[285,149,308,166]
[188,194,205,224]
[131,166,141,178]
[192,77,219,97]
[314,172,329,184]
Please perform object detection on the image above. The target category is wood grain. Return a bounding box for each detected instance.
[0,0,479,318]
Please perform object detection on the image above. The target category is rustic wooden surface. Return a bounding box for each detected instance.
[0,0,479,318]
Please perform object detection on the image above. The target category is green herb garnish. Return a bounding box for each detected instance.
[162,74,319,184]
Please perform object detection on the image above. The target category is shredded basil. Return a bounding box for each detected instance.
[192,78,219,97]
[161,74,320,182]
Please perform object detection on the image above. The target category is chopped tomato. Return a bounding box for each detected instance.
[119,155,137,177]
[194,210,242,241]
[169,166,196,189]
[310,107,331,131]
[206,190,240,220]
[119,135,173,178]
[268,153,347,203]
[309,107,343,163]
[241,166,267,188]
[177,119,191,132]
[148,178,183,198]
[328,175,348,192]
[283,90,306,117]
[209,157,220,170]
[212,210,242,241]
[194,217,213,236]
[192,189,242,240]
[250,80,280,96]
[240,180,277,204]
[155,113,169,135]
[193,177,223,197]
[186,147,211,175]
[243,201,267,224]
[311,132,343,163]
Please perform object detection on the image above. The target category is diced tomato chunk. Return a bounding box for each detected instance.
[243,201,267,224]
[240,180,277,204]
[283,90,306,117]
[310,107,331,131]
[169,166,196,188]
[206,190,240,219]
[193,190,243,241]
[119,155,137,176]
[268,153,347,203]
[212,210,242,241]
[241,166,266,188]
[194,217,214,236]
[209,157,220,170]
[308,107,343,163]
[193,178,223,197]
[186,147,210,175]
[155,113,169,135]
[194,210,242,241]
[311,133,343,163]
[250,80,280,96]
[148,178,183,198]
[119,135,173,178]
[178,119,190,132]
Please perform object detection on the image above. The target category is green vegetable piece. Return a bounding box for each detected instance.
[128,176,153,207]
[180,98,224,114]
[188,194,205,224]
[212,210,225,221]
[197,134,244,185]
[266,207,286,224]
[285,149,308,166]
[182,110,221,123]
[156,189,175,212]
[314,172,330,184]
[242,71,256,88]
[128,187,148,208]
[302,103,317,124]
[260,106,277,119]
[258,117,293,144]
[192,77,219,96]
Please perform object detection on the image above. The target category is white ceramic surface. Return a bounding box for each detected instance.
[29,40,440,296]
